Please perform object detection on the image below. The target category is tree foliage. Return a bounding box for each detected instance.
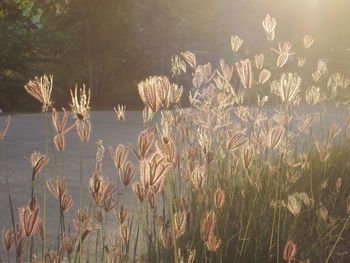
[0,0,349,111]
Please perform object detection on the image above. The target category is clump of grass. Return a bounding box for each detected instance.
[2,13,350,263]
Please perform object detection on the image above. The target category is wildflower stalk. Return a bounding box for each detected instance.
[165,174,178,263]
[42,111,50,259]
[239,193,258,256]
[4,174,18,262]
[79,141,84,263]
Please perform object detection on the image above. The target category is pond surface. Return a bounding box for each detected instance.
[0,111,145,258]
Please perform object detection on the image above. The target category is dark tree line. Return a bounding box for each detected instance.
[0,0,349,112]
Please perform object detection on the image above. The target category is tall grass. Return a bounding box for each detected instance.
[2,13,350,263]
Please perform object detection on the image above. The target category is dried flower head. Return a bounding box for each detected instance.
[136,129,154,160]
[31,151,49,178]
[214,188,225,209]
[18,205,39,236]
[24,75,53,112]
[227,132,247,151]
[174,212,187,239]
[120,224,128,242]
[230,35,244,52]
[109,144,128,169]
[45,249,58,263]
[267,126,284,150]
[60,193,73,212]
[259,69,271,84]
[181,51,196,69]
[133,182,146,202]
[70,84,91,121]
[305,86,321,105]
[255,53,264,69]
[138,76,161,112]
[271,42,294,67]
[171,55,186,76]
[262,14,276,41]
[160,224,173,248]
[235,59,253,89]
[200,211,216,242]
[76,120,91,143]
[120,161,136,186]
[206,233,221,252]
[117,205,128,224]
[283,240,297,263]
[275,73,301,104]
[2,227,14,250]
[47,177,67,199]
[303,35,315,49]
[62,233,76,255]
[114,104,126,121]
[297,57,306,68]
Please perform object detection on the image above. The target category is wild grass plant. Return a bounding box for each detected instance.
[2,13,350,263]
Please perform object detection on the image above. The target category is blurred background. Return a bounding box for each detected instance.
[0,0,349,112]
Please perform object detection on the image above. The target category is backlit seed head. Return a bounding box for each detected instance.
[220,59,233,81]
[109,144,128,169]
[160,225,173,248]
[53,133,65,151]
[120,224,128,242]
[283,240,297,263]
[133,182,146,202]
[171,55,187,76]
[18,205,39,237]
[174,212,187,239]
[70,84,90,121]
[235,59,253,89]
[47,177,67,199]
[76,120,91,143]
[214,188,225,209]
[200,211,216,242]
[113,104,126,121]
[120,161,136,186]
[147,192,156,210]
[62,233,77,255]
[2,227,14,250]
[227,132,247,151]
[231,35,243,52]
[45,249,58,263]
[181,51,196,69]
[262,14,276,41]
[31,152,49,178]
[297,57,306,68]
[255,53,264,69]
[259,69,271,84]
[137,129,154,160]
[205,233,221,252]
[303,35,315,49]
[117,205,128,224]
[77,208,89,222]
[242,146,254,170]
[267,126,284,150]
[24,75,53,112]
[60,192,73,212]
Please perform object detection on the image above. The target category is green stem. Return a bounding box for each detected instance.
[325,214,350,263]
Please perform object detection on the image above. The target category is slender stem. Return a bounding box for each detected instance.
[325,214,350,263]
[43,111,50,258]
[79,141,84,263]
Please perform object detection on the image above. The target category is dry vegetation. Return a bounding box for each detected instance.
[2,14,350,263]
